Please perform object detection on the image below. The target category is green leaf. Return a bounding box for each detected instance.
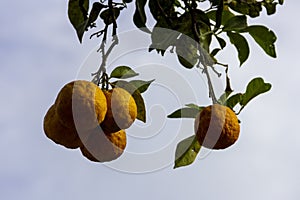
[240,77,272,107]
[262,2,277,15]
[177,55,195,69]
[111,80,146,122]
[176,35,198,69]
[100,8,121,25]
[86,2,104,28]
[167,107,200,118]
[218,91,232,105]
[133,0,151,33]
[227,32,250,66]
[229,1,262,18]
[214,0,223,30]
[225,74,234,94]
[245,25,277,58]
[110,66,139,79]
[209,0,221,7]
[226,93,242,109]
[174,135,201,169]
[215,36,226,49]
[207,9,235,26]
[150,25,180,56]
[211,48,221,57]
[129,80,154,93]
[149,0,176,21]
[176,10,212,51]
[223,15,248,32]
[68,0,89,43]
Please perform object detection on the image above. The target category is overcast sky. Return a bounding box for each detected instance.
[1,1,300,200]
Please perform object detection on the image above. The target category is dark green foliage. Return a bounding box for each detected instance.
[100,8,121,25]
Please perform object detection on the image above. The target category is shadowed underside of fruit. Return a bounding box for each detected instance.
[43,105,82,149]
[80,127,126,162]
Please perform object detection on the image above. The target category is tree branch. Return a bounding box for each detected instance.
[184,0,218,104]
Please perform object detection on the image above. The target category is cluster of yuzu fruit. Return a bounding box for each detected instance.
[43,80,137,162]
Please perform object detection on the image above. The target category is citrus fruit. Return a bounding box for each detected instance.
[80,127,126,162]
[100,88,137,133]
[43,105,81,149]
[55,80,107,132]
[194,104,240,149]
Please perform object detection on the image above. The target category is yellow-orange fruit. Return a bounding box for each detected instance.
[194,104,240,149]
[55,80,107,132]
[43,105,81,149]
[80,127,126,162]
[100,88,137,133]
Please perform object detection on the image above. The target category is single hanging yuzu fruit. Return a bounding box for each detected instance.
[55,80,107,132]
[194,104,240,149]
[100,87,137,133]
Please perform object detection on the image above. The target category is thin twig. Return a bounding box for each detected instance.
[92,35,119,87]
[205,66,218,104]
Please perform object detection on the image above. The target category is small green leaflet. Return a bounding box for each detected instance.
[215,36,226,49]
[110,66,139,79]
[174,135,201,169]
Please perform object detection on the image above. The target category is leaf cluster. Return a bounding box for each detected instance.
[68,0,129,43]
[133,0,283,68]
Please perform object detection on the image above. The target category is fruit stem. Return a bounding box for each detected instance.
[92,35,119,87]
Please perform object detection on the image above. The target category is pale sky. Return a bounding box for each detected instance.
[1,1,299,200]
